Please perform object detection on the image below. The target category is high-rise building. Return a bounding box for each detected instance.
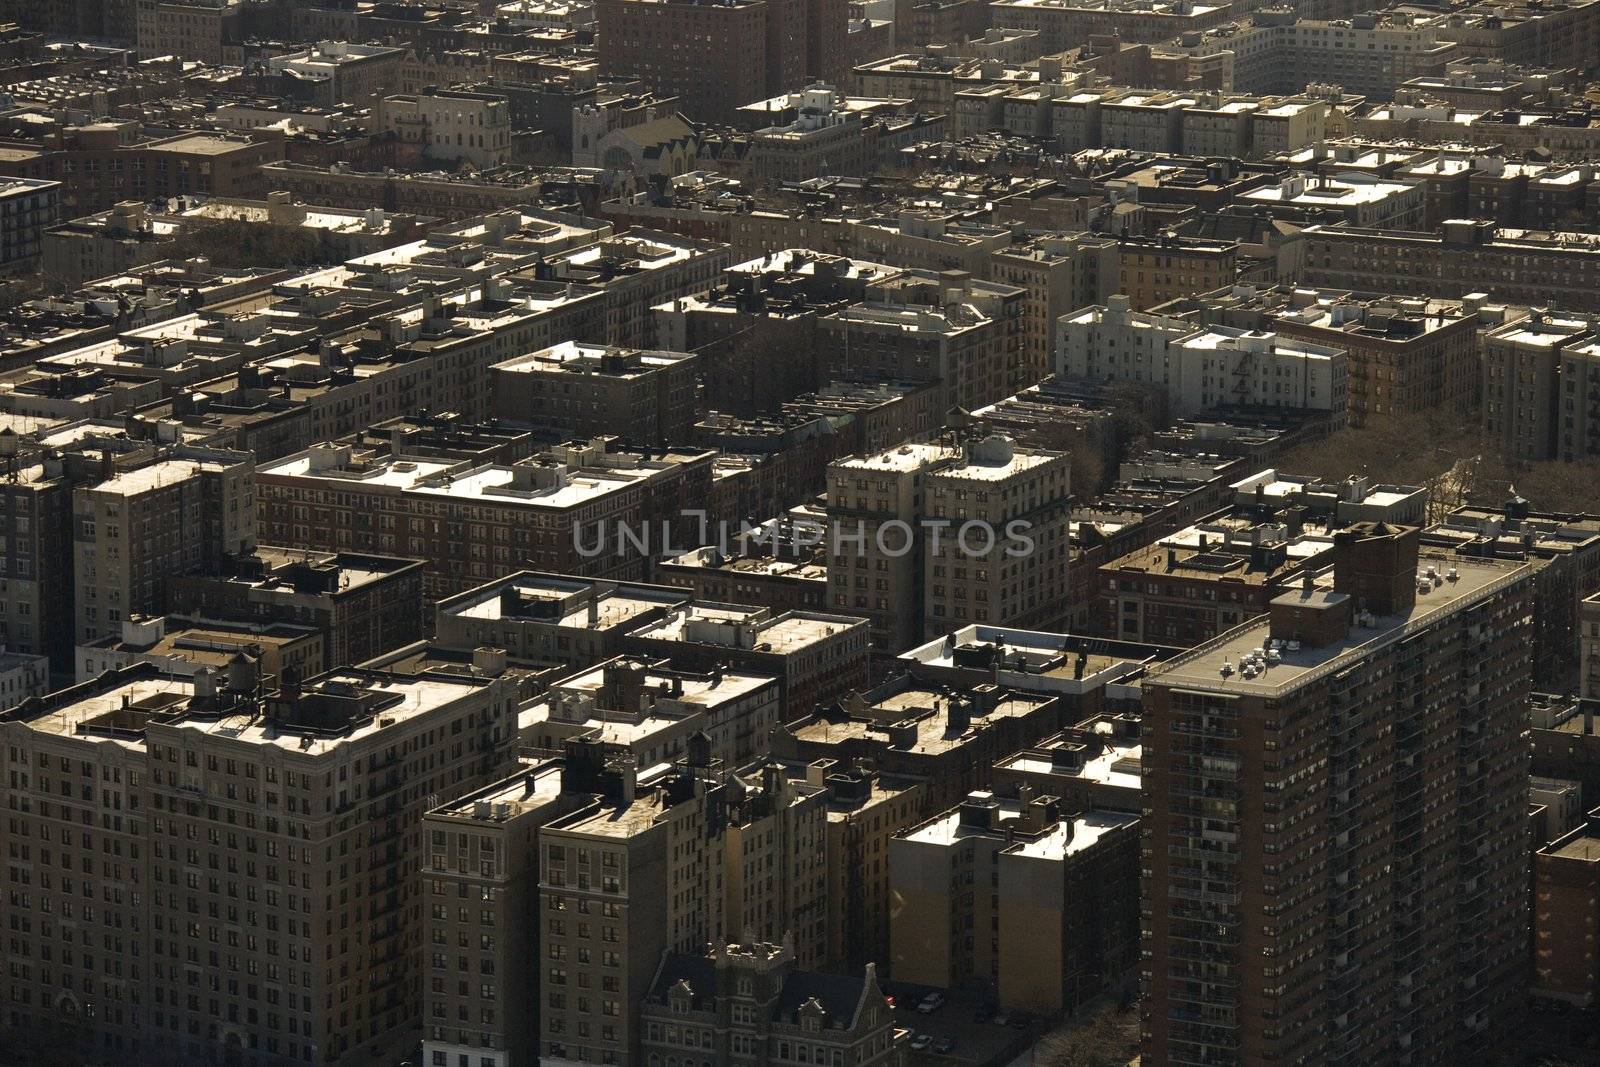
[1140,525,1534,1064]
[0,660,521,1066]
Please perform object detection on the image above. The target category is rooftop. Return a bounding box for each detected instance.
[1150,554,1527,696]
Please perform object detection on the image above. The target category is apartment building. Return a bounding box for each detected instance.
[72,443,256,644]
[526,656,783,767]
[1141,527,1534,1064]
[890,792,1139,1015]
[1112,234,1236,312]
[621,604,870,719]
[255,440,715,601]
[0,660,520,1067]
[490,342,699,447]
[167,548,426,672]
[825,442,953,653]
[433,572,691,673]
[922,435,1072,638]
[764,758,926,974]
[420,759,581,1067]
[1153,283,1483,422]
[772,677,1064,813]
[1099,520,1333,644]
[1239,171,1428,230]
[1585,593,1600,700]
[1534,809,1600,1007]
[596,0,832,123]
[988,232,1118,382]
[0,648,49,711]
[266,41,408,105]
[536,741,828,1066]
[1057,296,1348,419]
[1480,308,1595,461]
[989,0,1236,50]
[0,176,60,272]
[1297,219,1600,313]
[817,273,1026,419]
[75,614,325,686]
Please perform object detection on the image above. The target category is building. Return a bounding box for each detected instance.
[891,792,1139,1013]
[255,439,715,600]
[921,434,1072,638]
[0,176,59,272]
[1480,308,1594,461]
[167,548,426,673]
[1141,527,1535,1064]
[525,655,784,768]
[1297,219,1600,313]
[537,741,829,1066]
[71,443,256,644]
[433,571,692,673]
[266,41,408,105]
[1153,283,1482,423]
[0,660,520,1067]
[1535,808,1600,1007]
[1057,296,1349,420]
[1112,234,1236,311]
[75,613,325,685]
[490,342,699,446]
[1099,519,1333,644]
[622,604,870,719]
[597,0,828,123]
[0,647,49,710]
[638,940,905,1067]
[420,759,581,1067]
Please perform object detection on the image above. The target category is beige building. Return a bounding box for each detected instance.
[988,233,1117,384]
[537,740,828,1067]
[72,443,256,644]
[0,660,520,1067]
[1480,309,1595,461]
[421,759,581,1067]
[923,435,1072,637]
[890,792,1139,1012]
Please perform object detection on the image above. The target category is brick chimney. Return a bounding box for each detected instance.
[1331,522,1420,617]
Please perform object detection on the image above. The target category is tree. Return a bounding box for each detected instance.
[1035,1008,1139,1067]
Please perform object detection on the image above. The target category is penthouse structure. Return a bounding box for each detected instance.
[1141,528,1535,1064]
[0,661,519,1067]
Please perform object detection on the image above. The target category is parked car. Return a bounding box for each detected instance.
[933,1038,956,1055]
[916,992,946,1014]
[1008,1011,1033,1030]
[910,1033,933,1051]
[992,1012,1010,1027]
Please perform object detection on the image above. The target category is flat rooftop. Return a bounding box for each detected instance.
[903,797,1137,861]
[1150,554,1528,696]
